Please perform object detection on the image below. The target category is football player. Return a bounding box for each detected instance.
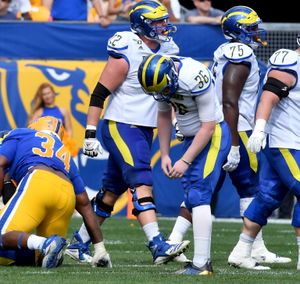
[0,117,110,268]
[65,0,190,265]
[228,35,300,270]
[167,5,290,268]
[138,54,231,275]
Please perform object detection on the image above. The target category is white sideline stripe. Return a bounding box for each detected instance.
[159,217,292,225]
[71,215,291,225]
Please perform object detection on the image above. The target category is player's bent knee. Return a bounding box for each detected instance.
[186,185,212,209]
[92,189,114,218]
[292,202,300,227]
[131,190,156,216]
[244,193,281,226]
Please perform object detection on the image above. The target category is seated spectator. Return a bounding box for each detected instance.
[8,0,32,20]
[185,0,224,25]
[28,82,79,157]
[46,0,109,27]
[0,0,17,20]
[106,0,135,23]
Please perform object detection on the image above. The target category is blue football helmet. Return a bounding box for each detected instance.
[221,6,267,48]
[138,54,178,102]
[129,0,176,42]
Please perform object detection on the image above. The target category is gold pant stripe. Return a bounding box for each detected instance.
[108,120,134,166]
[239,131,258,173]
[279,148,300,182]
[204,124,222,178]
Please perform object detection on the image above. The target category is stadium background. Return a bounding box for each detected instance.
[0,21,299,218]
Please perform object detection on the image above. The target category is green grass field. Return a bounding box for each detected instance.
[1,217,299,284]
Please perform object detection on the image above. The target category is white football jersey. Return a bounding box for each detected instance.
[103,31,179,127]
[265,49,300,149]
[158,57,223,137]
[213,42,260,131]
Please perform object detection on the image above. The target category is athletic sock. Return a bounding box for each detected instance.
[169,216,192,242]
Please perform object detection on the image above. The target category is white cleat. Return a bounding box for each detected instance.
[228,253,270,270]
[173,253,192,264]
[251,249,291,264]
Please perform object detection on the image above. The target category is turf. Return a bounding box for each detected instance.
[1,217,298,284]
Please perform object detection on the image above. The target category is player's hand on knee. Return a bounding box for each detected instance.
[91,242,112,268]
[222,146,240,172]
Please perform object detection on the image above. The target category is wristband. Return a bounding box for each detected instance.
[85,126,96,139]
[181,158,192,166]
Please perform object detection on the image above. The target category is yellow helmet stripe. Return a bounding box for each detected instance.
[223,10,259,25]
[142,54,157,89]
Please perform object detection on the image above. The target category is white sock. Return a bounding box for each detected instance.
[240,197,254,217]
[27,235,47,251]
[296,236,300,263]
[192,205,212,268]
[78,223,91,243]
[169,216,192,242]
[143,222,160,241]
[231,233,254,258]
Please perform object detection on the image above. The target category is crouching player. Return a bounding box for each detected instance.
[0,116,111,268]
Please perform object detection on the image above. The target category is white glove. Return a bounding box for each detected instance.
[91,242,112,268]
[247,119,267,153]
[83,125,103,157]
[222,145,240,172]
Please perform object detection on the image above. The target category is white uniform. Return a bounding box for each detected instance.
[158,57,223,137]
[103,31,179,127]
[213,42,260,131]
[266,49,300,150]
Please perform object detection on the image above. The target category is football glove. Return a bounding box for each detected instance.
[247,119,267,153]
[91,242,112,268]
[83,126,103,157]
[222,146,240,172]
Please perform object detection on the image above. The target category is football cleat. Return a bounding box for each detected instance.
[228,252,270,270]
[65,231,92,263]
[175,261,213,275]
[173,253,192,264]
[41,235,67,269]
[147,233,190,265]
[251,247,291,264]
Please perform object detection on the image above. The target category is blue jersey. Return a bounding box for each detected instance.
[42,106,65,126]
[0,128,85,195]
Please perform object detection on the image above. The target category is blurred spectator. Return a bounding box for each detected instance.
[45,0,109,27]
[8,0,32,20]
[159,0,181,22]
[0,0,17,20]
[185,0,224,25]
[28,82,79,157]
[106,0,135,23]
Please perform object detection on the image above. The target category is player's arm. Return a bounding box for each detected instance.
[256,69,295,121]
[248,69,296,153]
[157,105,173,176]
[222,63,249,146]
[84,56,128,157]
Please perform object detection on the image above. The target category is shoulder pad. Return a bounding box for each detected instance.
[269,49,298,67]
[160,39,179,55]
[107,31,130,53]
[180,58,212,95]
[223,42,254,63]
